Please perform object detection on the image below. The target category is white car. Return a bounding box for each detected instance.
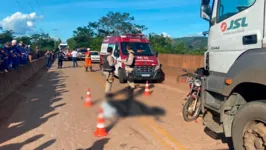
[90,51,100,63]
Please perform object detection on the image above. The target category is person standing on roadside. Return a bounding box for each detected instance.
[121,44,136,116]
[36,46,40,59]
[102,47,116,93]
[57,50,64,69]
[27,45,32,62]
[45,50,52,69]
[71,49,78,68]
[122,45,136,90]
[11,40,21,69]
[4,42,12,70]
[84,48,94,72]
[0,47,8,72]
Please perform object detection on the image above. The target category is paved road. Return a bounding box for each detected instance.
[0,62,229,150]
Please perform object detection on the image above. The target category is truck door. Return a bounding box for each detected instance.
[208,0,263,74]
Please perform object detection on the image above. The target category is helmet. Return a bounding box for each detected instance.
[87,48,90,51]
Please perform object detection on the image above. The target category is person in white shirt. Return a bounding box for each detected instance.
[71,49,78,68]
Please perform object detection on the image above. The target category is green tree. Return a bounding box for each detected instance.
[0,30,14,43]
[148,33,173,54]
[30,33,57,51]
[88,11,147,36]
[67,37,77,50]
[90,36,103,51]
[15,36,32,45]
[73,26,94,48]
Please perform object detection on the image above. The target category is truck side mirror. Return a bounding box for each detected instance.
[200,5,211,21]
[202,31,209,36]
[201,0,210,5]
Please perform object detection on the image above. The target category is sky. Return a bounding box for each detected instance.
[0,0,209,42]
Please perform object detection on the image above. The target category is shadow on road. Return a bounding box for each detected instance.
[77,138,110,150]
[0,134,44,150]
[0,64,68,149]
[204,127,234,150]
[102,86,166,132]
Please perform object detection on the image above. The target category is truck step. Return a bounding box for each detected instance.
[203,112,224,134]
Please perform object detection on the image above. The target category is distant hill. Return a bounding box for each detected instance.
[172,36,208,50]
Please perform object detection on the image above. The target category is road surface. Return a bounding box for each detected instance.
[0,62,229,150]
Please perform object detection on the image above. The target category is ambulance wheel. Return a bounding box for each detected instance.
[119,69,126,83]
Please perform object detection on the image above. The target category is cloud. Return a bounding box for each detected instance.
[0,12,43,35]
[162,32,171,37]
[179,32,205,38]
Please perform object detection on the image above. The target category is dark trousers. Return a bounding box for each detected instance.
[2,58,9,70]
[72,57,78,67]
[58,59,63,68]
[46,58,51,68]
[0,61,3,71]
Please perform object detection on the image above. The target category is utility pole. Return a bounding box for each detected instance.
[53,29,58,50]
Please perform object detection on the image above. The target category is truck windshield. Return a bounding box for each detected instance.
[59,45,68,49]
[121,42,154,56]
[218,0,255,22]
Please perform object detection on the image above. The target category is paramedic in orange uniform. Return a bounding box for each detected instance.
[85,48,94,72]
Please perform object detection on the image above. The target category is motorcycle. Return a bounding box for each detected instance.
[181,68,205,122]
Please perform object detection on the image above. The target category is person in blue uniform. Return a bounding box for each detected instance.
[11,40,21,69]
[0,47,5,72]
[45,50,52,69]
[4,42,13,70]
[18,41,26,64]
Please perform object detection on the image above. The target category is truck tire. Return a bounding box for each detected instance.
[118,69,126,83]
[232,101,266,150]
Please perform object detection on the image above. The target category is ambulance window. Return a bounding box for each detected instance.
[115,43,119,51]
[217,0,256,22]
[121,42,153,56]
[108,44,115,50]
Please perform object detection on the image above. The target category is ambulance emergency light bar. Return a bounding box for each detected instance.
[106,34,145,38]
[121,34,145,38]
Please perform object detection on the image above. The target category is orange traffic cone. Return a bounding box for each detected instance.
[144,81,150,96]
[94,108,108,137]
[84,88,93,107]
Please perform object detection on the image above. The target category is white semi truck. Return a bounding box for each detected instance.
[200,0,266,149]
[58,43,71,61]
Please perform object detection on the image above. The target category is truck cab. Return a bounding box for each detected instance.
[58,43,71,61]
[100,34,165,83]
[200,0,266,149]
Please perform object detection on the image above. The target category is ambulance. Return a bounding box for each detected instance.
[100,34,164,83]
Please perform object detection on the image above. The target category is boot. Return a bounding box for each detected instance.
[90,66,94,72]
[85,67,88,72]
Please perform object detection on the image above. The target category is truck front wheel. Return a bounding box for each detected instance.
[232,101,266,150]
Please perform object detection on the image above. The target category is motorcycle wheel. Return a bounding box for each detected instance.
[182,97,201,122]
